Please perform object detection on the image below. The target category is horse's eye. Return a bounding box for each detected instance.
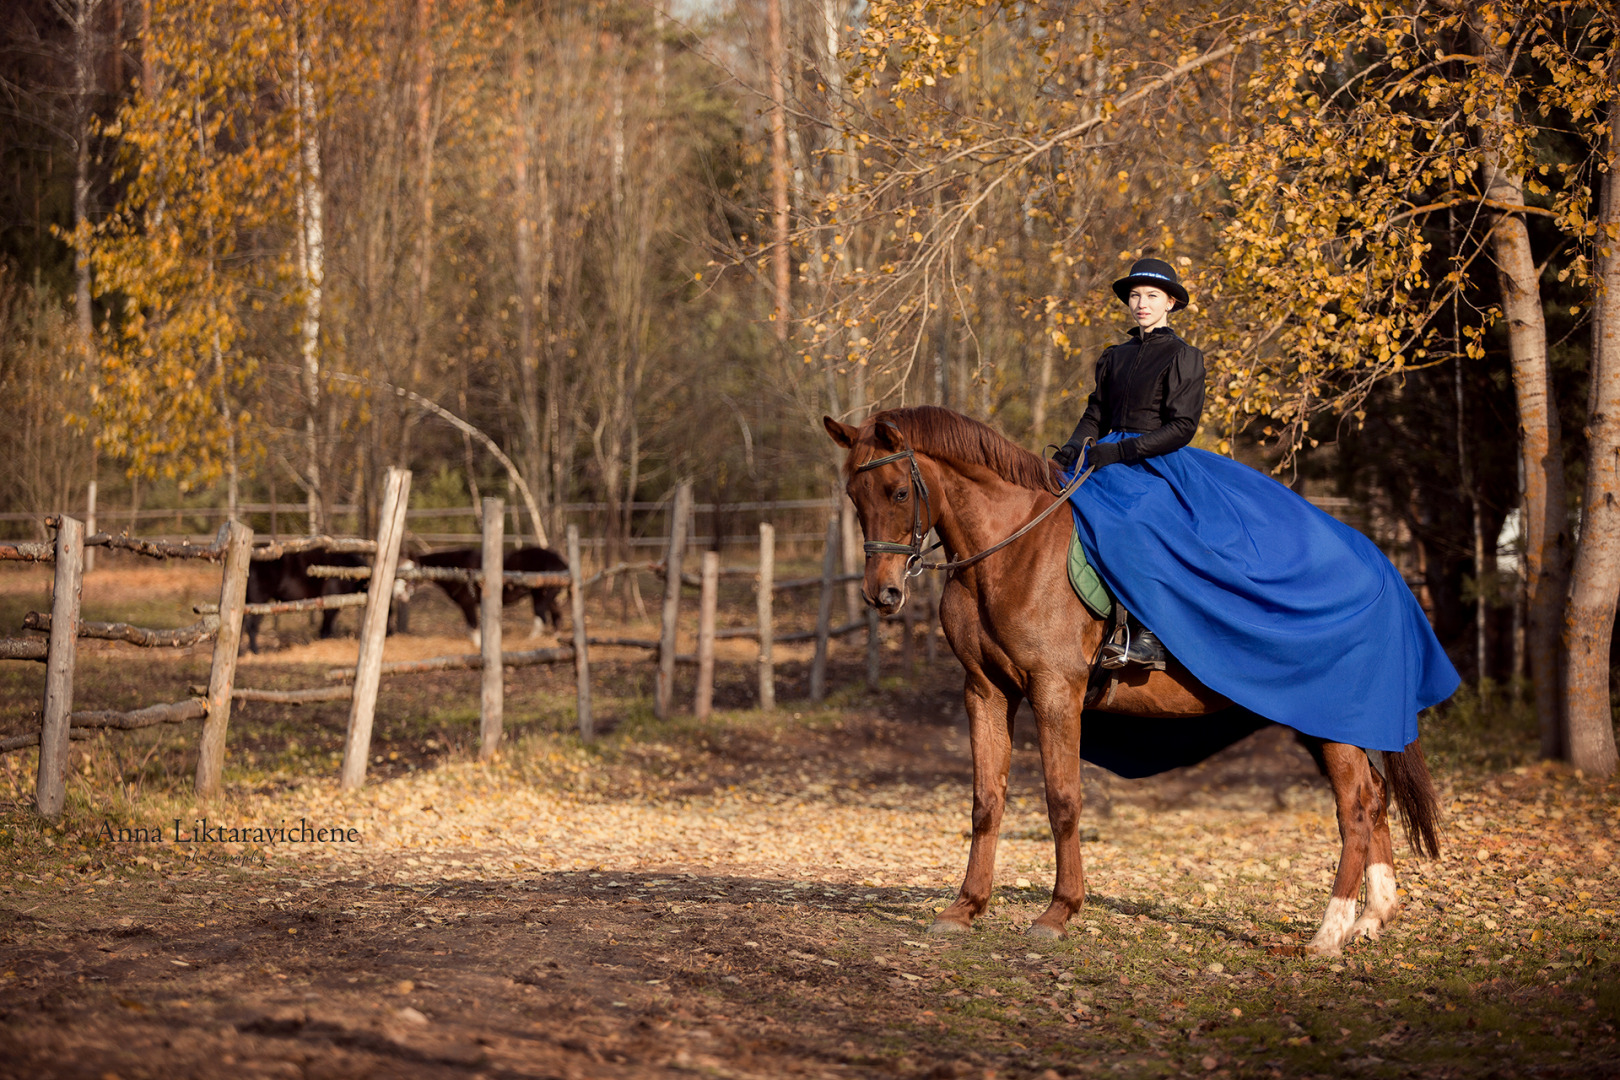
[893,488,909,503]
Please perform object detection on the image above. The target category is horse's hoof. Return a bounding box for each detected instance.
[1024,922,1065,941]
[1304,939,1343,958]
[928,918,970,936]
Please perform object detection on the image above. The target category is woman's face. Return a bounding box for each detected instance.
[1127,286,1173,332]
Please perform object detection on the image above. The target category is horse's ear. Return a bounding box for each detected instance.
[824,416,859,448]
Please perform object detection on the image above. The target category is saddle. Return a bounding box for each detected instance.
[1067,529,1113,619]
[1069,529,1168,705]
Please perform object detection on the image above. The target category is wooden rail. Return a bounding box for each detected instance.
[249,535,378,560]
[0,541,53,562]
[82,530,230,561]
[322,645,576,681]
[0,699,209,753]
[307,563,571,588]
[196,593,368,617]
[0,639,47,661]
[219,685,354,705]
[25,612,219,648]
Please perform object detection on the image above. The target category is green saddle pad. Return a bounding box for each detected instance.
[1068,528,1113,619]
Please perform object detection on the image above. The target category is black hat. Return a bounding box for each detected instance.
[1112,257,1189,310]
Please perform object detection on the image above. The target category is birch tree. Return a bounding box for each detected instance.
[1211,1,1618,772]
[86,0,296,491]
[291,0,327,532]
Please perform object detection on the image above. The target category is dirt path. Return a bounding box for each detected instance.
[3,677,1618,1079]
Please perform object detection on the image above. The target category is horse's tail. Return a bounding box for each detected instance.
[1385,738,1442,858]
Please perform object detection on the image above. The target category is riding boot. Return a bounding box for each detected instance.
[1099,614,1168,671]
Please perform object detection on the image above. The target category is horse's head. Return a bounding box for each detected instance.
[824,415,938,616]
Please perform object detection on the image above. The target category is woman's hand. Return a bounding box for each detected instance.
[1087,442,1123,469]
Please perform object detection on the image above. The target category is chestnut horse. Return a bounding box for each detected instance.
[825,406,1441,955]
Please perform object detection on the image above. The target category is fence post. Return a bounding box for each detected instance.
[567,524,593,742]
[479,496,504,762]
[36,515,83,819]
[695,550,719,719]
[926,546,941,665]
[84,481,97,574]
[866,606,881,690]
[756,522,775,710]
[841,500,861,627]
[810,516,838,703]
[902,583,917,672]
[340,468,412,790]
[194,520,254,799]
[655,480,692,720]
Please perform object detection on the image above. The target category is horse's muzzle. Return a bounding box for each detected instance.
[871,585,905,615]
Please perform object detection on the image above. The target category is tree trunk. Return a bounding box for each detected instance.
[510,37,541,544]
[1560,72,1620,778]
[1472,18,1568,757]
[1455,304,1487,684]
[72,0,98,346]
[766,0,790,341]
[408,0,437,435]
[294,15,325,534]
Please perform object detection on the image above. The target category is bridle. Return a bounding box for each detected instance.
[853,420,1094,579]
[854,421,939,579]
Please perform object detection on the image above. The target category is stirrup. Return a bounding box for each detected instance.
[1100,621,1167,672]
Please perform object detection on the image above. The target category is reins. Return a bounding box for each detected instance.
[853,420,1094,578]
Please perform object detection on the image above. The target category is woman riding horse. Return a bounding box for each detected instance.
[1052,257,1459,756]
[824,257,1459,954]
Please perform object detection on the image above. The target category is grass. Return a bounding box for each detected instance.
[1424,678,1542,775]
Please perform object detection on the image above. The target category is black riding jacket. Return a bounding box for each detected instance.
[1061,326,1206,465]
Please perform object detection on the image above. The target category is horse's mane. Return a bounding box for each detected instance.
[855,406,1058,492]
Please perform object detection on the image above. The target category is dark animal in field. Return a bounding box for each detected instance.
[242,551,369,653]
[414,545,568,644]
[827,407,1443,955]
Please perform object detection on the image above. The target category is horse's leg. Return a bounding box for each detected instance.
[530,587,547,638]
[1308,742,1386,956]
[931,670,1020,935]
[1349,760,1401,942]
[1026,676,1085,940]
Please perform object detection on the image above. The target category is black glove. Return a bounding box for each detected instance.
[1088,441,1124,469]
[1052,443,1081,471]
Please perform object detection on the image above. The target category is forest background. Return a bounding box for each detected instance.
[1,0,1618,776]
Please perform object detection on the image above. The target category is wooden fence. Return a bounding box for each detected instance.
[0,493,852,554]
[0,517,252,815]
[1,476,934,817]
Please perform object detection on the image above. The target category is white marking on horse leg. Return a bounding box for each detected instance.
[1350,862,1399,941]
[1308,896,1358,956]
[469,627,482,650]
[532,616,545,639]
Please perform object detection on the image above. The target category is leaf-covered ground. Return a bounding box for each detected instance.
[0,559,1617,1078]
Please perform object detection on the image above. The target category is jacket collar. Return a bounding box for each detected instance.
[1125,325,1178,342]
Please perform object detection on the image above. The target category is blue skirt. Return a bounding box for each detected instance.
[1067,435,1459,751]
